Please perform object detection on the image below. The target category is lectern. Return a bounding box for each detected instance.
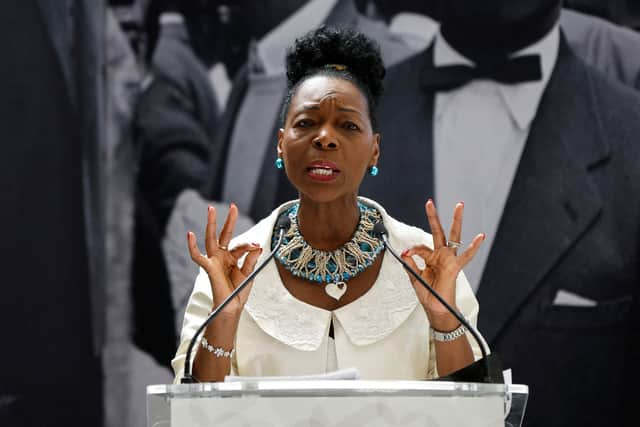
[147,380,528,426]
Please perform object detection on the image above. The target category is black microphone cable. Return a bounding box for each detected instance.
[181,215,291,383]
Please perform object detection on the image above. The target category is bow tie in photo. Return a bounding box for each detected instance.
[422,54,543,92]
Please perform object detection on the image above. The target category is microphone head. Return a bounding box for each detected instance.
[372,221,387,238]
[275,214,292,232]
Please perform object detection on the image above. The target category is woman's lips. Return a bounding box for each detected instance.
[306,161,340,182]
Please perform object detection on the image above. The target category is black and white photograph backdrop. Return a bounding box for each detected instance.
[1,1,639,426]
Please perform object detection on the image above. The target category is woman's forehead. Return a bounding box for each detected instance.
[290,75,368,112]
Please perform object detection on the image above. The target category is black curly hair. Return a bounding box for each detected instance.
[279,26,386,130]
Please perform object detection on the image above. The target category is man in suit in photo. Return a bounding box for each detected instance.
[382,3,640,91]
[0,1,106,425]
[358,1,639,425]
[132,1,222,368]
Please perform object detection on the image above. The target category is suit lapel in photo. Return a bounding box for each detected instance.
[477,36,608,343]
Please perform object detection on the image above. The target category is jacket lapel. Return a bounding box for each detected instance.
[477,36,609,343]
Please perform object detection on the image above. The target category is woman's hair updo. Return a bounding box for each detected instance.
[280,26,386,129]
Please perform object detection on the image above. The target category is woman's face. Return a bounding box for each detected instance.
[278,75,380,204]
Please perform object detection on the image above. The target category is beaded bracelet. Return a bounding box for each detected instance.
[200,337,235,358]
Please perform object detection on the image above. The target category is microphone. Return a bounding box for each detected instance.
[181,215,292,383]
[372,222,503,383]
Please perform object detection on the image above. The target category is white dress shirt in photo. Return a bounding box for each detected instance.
[433,26,560,291]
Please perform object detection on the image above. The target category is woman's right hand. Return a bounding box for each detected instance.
[187,203,262,319]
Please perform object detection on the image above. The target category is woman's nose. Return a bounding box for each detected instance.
[312,128,339,149]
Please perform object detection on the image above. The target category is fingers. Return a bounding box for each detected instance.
[204,204,239,256]
[400,250,421,283]
[229,243,259,260]
[240,246,262,276]
[187,231,207,266]
[228,242,262,278]
[204,205,218,256]
[457,233,486,267]
[425,199,446,248]
[404,245,433,261]
[218,203,238,249]
[448,202,464,250]
[230,243,262,276]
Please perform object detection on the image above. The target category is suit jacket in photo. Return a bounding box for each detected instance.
[359,35,640,427]
[561,8,640,89]
[132,19,220,366]
[0,0,105,424]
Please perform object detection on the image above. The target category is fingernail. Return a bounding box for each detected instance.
[230,202,236,208]
[208,205,213,212]
[481,233,486,240]
[460,201,464,206]
[401,249,409,257]
[427,198,433,204]
[252,242,260,246]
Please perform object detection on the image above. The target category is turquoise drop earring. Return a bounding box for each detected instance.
[368,165,379,176]
[275,157,284,169]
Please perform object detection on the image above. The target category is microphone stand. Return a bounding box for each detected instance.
[181,217,291,383]
[373,222,503,383]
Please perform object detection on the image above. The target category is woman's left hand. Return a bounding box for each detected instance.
[401,199,485,331]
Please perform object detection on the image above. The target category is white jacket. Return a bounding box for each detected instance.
[172,198,486,382]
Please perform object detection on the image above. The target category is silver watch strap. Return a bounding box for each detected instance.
[430,324,467,342]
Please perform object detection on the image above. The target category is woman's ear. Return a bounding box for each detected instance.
[277,128,285,156]
[370,133,381,166]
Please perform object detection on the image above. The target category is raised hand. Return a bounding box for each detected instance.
[187,204,262,318]
[401,199,485,331]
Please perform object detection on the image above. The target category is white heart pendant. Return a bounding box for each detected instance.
[325,282,347,300]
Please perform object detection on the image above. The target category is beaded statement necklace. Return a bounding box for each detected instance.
[272,201,384,300]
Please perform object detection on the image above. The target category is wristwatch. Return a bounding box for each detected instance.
[430,324,467,342]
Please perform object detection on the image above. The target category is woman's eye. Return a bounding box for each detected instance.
[295,119,313,128]
[344,122,360,131]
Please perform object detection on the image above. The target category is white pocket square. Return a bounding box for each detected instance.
[552,289,597,307]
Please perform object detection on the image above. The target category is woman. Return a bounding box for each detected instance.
[172,26,487,382]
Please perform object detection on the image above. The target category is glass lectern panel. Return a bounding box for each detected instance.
[147,380,528,427]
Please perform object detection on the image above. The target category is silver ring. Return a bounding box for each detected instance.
[447,240,462,249]
[218,244,228,250]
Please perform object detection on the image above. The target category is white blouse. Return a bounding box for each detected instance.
[172,198,487,382]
